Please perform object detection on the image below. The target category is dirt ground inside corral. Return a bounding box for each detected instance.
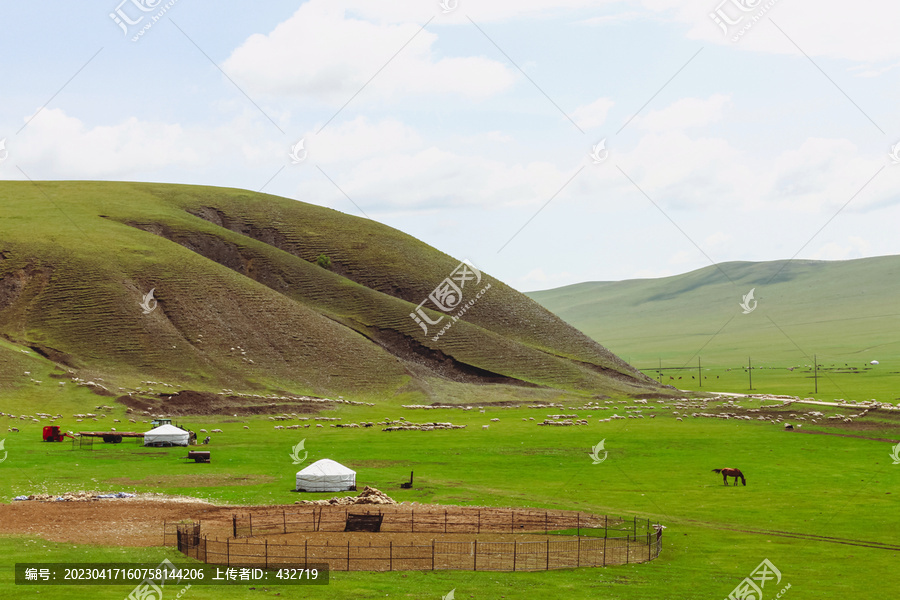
[0,496,245,546]
[0,498,513,547]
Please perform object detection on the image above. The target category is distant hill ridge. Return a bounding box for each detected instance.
[527,255,900,367]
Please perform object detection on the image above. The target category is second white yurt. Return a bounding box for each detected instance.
[296,459,357,492]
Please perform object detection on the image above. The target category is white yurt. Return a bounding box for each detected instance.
[143,423,190,447]
[296,459,356,492]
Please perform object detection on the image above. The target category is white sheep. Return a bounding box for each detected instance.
[482,425,489,430]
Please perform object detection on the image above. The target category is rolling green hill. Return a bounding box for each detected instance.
[0,181,661,405]
[527,257,900,399]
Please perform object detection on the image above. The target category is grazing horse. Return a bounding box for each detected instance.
[712,468,746,486]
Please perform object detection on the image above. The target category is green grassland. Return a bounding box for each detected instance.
[1,384,898,599]
[2,182,899,599]
[527,256,900,401]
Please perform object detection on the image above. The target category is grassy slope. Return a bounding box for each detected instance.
[0,181,659,402]
[0,394,898,599]
[527,257,900,400]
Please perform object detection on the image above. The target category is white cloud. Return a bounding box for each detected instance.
[637,94,730,131]
[8,109,202,178]
[572,97,615,130]
[340,0,626,24]
[310,146,566,211]
[222,1,516,103]
[657,0,900,64]
[517,267,575,289]
[809,236,872,260]
[302,116,422,164]
[705,231,731,247]
[762,138,886,212]
[620,129,746,207]
[581,11,647,25]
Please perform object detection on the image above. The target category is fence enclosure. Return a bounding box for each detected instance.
[168,506,663,572]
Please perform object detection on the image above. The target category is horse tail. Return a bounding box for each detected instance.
[712,469,723,474]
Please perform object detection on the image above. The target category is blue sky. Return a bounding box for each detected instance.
[1,0,898,291]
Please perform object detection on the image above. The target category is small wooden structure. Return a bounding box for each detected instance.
[400,470,414,489]
[186,450,210,463]
[344,513,383,532]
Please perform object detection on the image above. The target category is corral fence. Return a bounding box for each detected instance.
[232,506,638,538]
[167,507,663,571]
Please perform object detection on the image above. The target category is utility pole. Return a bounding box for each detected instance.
[748,357,753,390]
[814,354,818,394]
[698,356,702,388]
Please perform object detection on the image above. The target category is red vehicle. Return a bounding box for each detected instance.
[42,425,75,442]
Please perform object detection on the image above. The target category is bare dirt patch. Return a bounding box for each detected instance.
[0,497,220,546]
[117,390,333,416]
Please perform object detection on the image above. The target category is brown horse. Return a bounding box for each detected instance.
[712,468,746,486]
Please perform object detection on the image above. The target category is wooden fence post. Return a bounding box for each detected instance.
[389,541,393,571]
[546,539,549,570]
[226,538,230,567]
[265,539,268,570]
[602,536,606,567]
[232,515,237,538]
[347,540,350,571]
[577,537,580,568]
[577,513,580,537]
[626,537,630,564]
[249,514,253,537]
[473,540,478,571]
[513,540,517,571]
[432,540,435,571]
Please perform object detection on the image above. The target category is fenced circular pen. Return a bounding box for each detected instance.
[166,506,663,572]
